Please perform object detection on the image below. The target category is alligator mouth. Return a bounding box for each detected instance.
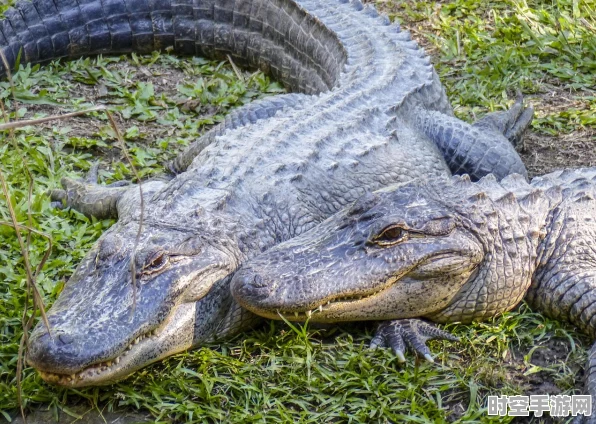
[274,284,392,320]
[37,327,160,387]
[33,301,198,387]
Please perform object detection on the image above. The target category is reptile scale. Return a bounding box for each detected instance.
[0,0,537,393]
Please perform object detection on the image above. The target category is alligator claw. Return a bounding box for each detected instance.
[49,199,67,210]
[370,319,458,363]
[472,92,534,149]
[504,93,534,148]
[85,162,100,184]
[47,166,129,219]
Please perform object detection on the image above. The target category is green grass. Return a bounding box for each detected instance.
[1,0,595,422]
[374,0,595,136]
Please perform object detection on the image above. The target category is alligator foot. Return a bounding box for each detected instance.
[411,99,529,180]
[370,319,459,363]
[473,93,534,149]
[49,163,131,219]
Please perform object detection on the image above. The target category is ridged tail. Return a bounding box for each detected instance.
[0,0,348,95]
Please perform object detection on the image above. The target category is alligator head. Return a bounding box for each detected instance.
[231,177,490,323]
[28,180,245,387]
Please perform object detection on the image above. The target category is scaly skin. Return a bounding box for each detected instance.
[3,0,530,386]
[231,169,596,421]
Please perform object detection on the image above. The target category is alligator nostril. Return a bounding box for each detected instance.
[253,274,265,288]
[231,270,273,302]
[27,328,87,375]
[58,334,74,345]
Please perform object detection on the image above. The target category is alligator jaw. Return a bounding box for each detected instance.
[33,301,197,387]
[270,283,397,322]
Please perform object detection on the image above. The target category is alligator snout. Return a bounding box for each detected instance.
[28,329,86,375]
[231,268,275,305]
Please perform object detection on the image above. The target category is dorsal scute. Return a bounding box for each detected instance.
[467,191,488,203]
[448,174,474,191]
[544,185,564,204]
[573,179,594,190]
[350,0,364,11]
[531,174,557,189]
[518,189,544,210]
[495,191,517,207]
[454,173,471,184]
[394,30,411,41]
[477,175,508,200]
[462,174,472,182]
[363,3,379,17]
[500,173,530,191]
[377,14,391,26]
[559,168,579,179]
[571,191,596,203]
[477,173,497,186]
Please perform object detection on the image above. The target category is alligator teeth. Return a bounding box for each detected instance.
[306,310,312,318]
[318,305,323,312]
[115,357,120,365]
[294,312,299,318]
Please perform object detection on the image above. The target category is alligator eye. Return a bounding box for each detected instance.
[373,225,408,246]
[142,251,169,274]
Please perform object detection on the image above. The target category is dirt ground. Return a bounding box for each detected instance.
[512,80,596,177]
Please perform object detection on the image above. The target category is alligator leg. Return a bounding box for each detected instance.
[408,97,533,181]
[370,319,459,363]
[49,164,131,219]
[472,94,534,148]
[528,271,596,422]
[525,209,596,422]
[528,270,596,423]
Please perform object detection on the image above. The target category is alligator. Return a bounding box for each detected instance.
[231,169,596,420]
[3,0,532,386]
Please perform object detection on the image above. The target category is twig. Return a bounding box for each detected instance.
[105,111,144,315]
[0,49,16,101]
[0,106,106,132]
[227,54,244,83]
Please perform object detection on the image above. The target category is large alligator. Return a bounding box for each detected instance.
[231,169,596,420]
[4,0,532,386]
